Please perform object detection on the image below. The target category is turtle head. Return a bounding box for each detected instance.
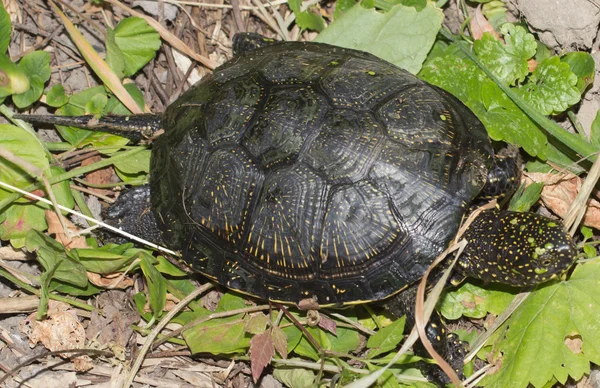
[460,210,576,286]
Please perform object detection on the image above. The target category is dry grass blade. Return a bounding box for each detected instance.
[565,152,600,235]
[105,0,218,70]
[414,201,497,387]
[123,283,214,388]
[464,291,529,364]
[48,0,143,115]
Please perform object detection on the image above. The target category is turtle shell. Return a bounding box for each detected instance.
[150,41,493,306]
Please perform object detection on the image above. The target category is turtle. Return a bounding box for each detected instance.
[16,32,576,381]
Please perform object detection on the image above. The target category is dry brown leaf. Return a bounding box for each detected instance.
[524,172,600,229]
[249,330,274,383]
[271,326,288,359]
[81,155,115,197]
[20,301,91,370]
[45,210,89,249]
[87,271,134,289]
[317,313,337,335]
[3,0,21,24]
[471,6,501,40]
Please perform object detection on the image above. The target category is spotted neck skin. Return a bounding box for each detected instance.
[458,210,576,286]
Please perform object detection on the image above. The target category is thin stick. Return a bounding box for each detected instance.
[0,180,179,257]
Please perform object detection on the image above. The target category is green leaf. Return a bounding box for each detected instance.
[482,1,508,31]
[296,11,325,32]
[439,282,516,320]
[273,367,316,388]
[13,51,51,108]
[140,251,167,319]
[245,313,270,334]
[561,52,595,94]
[288,0,301,13]
[113,148,151,177]
[0,1,10,54]
[367,316,406,358]
[184,315,250,354]
[590,110,600,148]
[333,0,356,19]
[482,261,600,387]
[86,93,108,115]
[46,84,69,108]
[0,203,46,247]
[419,53,547,159]
[0,54,30,98]
[0,124,50,202]
[25,230,88,288]
[112,17,161,77]
[50,278,101,296]
[509,182,543,212]
[474,24,536,85]
[315,1,443,74]
[75,245,139,274]
[105,27,125,79]
[517,56,580,115]
[154,255,188,276]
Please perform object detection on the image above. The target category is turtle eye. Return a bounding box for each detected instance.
[541,259,552,267]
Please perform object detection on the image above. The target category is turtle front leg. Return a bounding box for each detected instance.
[382,284,468,384]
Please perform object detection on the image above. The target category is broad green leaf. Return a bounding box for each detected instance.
[293,326,330,360]
[439,282,516,320]
[482,261,600,387]
[245,313,270,334]
[86,93,108,115]
[154,255,188,276]
[0,54,30,98]
[517,56,580,115]
[315,1,443,74]
[474,24,536,85]
[0,203,46,247]
[288,0,301,13]
[509,182,544,212]
[105,27,125,79]
[561,52,595,94]
[12,51,51,108]
[419,53,547,159]
[0,2,10,54]
[273,366,315,388]
[25,230,88,288]
[113,17,161,77]
[184,315,250,354]
[75,245,139,274]
[51,278,101,296]
[113,149,150,178]
[140,251,166,319]
[296,11,325,32]
[482,1,508,31]
[46,84,69,107]
[367,316,406,358]
[333,0,356,19]
[0,124,50,201]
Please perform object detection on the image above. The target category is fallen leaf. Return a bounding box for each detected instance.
[317,314,337,335]
[20,300,90,369]
[249,330,275,383]
[87,271,133,289]
[524,172,600,229]
[471,5,501,40]
[81,155,115,196]
[46,210,89,249]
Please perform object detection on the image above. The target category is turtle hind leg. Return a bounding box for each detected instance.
[232,32,277,56]
[102,185,162,245]
[382,285,467,384]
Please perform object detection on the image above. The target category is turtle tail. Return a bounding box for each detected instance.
[13,113,162,142]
